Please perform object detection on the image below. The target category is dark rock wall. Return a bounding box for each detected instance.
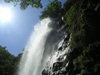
[42,0,100,75]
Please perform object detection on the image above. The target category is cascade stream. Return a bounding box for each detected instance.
[18,18,63,75]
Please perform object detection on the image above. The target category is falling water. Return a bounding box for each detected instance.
[18,18,62,75]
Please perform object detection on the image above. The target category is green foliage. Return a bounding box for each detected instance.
[63,0,77,11]
[62,0,100,74]
[0,45,21,75]
[62,59,68,67]
[4,0,42,9]
[77,55,84,69]
[70,29,86,49]
[64,4,77,25]
[40,0,62,19]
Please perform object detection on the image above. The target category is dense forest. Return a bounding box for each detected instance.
[0,0,100,75]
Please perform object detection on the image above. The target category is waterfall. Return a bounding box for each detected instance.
[18,18,62,75]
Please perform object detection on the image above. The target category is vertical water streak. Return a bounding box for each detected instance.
[18,18,61,75]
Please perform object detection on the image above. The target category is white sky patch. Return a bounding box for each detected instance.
[0,6,13,23]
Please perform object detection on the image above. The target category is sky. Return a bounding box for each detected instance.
[0,0,66,56]
[0,0,44,56]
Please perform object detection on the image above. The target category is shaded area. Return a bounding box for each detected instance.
[42,0,100,75]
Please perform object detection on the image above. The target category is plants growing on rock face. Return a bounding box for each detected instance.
[44,0,100,74]
[70,29,86,50]
[64,4,77,26]
[69,42,100,74]
[62,0,100,75]
[62,59,68,67]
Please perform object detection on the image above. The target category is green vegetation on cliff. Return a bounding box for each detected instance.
[63,0,100,75]
[51,0,100,75]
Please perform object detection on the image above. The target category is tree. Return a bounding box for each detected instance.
[40,0,62,19]
[0,45,21,75]
[4,0,42,10]
[4,0,63,19]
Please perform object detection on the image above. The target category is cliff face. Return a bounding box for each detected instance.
[42,0,100,75]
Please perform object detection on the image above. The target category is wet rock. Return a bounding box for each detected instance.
[42,69,50,75]
[53,62,63,72]
[57,55,66,61]
[58,47,63,51]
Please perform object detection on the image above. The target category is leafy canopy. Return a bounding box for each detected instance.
[40,0,62,19]
[4,0,42,10]
[4,0,63,19]
[0,45,22,75]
